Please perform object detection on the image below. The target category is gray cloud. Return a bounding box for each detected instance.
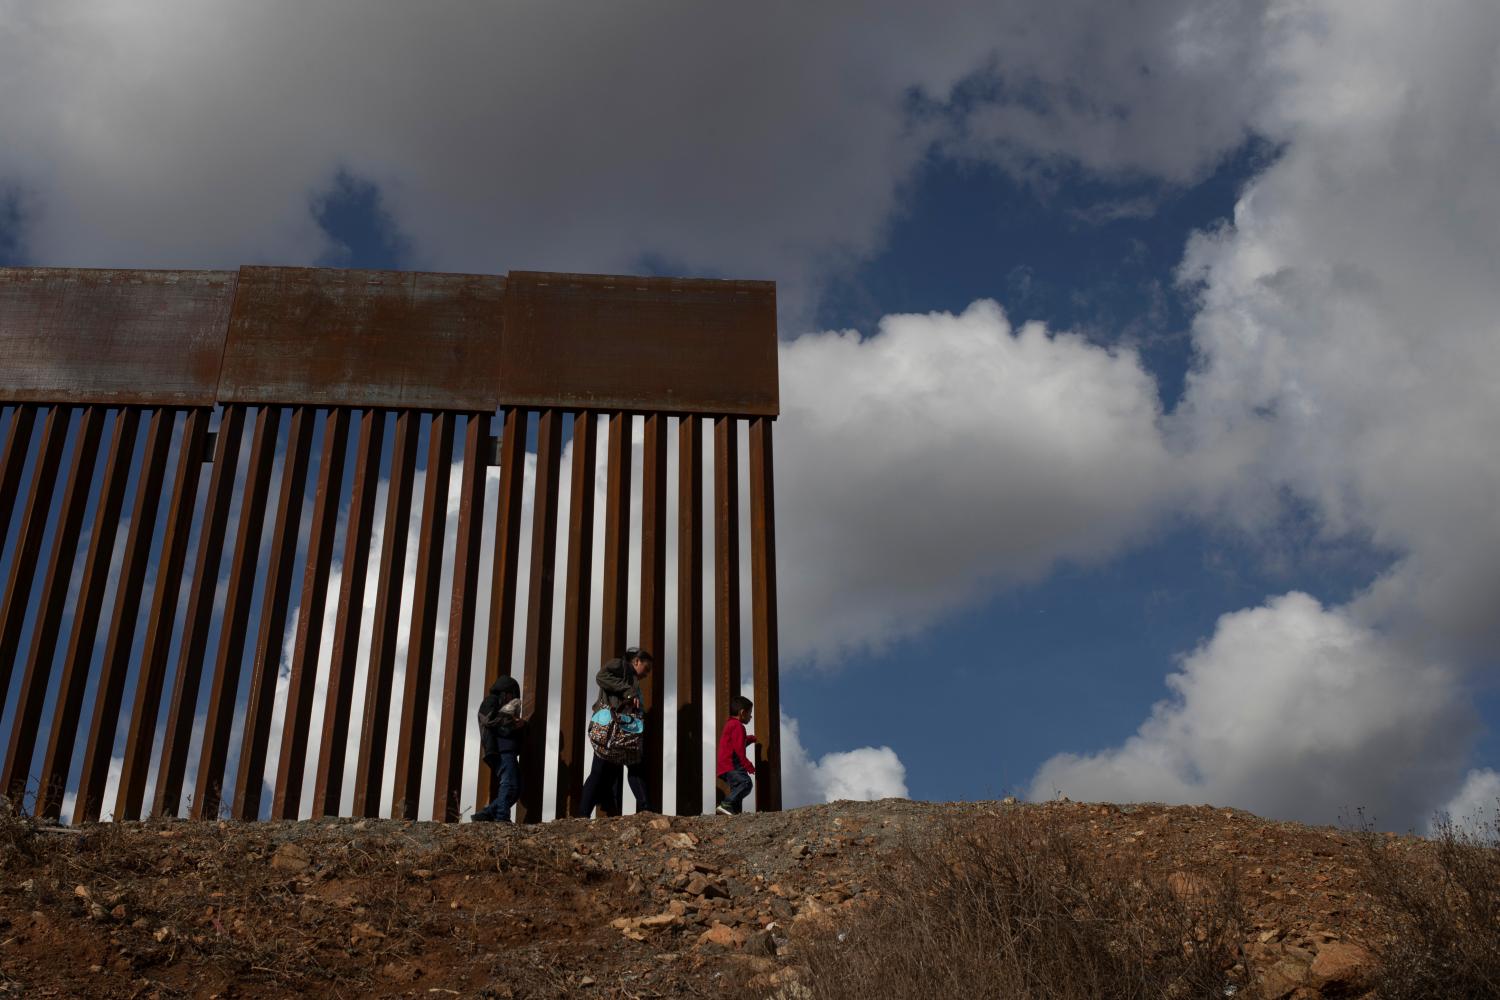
[0,0,1265,320]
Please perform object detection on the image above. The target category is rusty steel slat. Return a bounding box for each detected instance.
[346,410,416,817]
[311,408,385,819]
[35,407,141,819]
[748,418,782,812]
[153,404,247,818]
[556,411,597,819]
[0,404,38,535]
[114,408,210,821]
[231,406,313,820]
[432,412,488,822]
[0,268,235,406]
[192,405,279,819]
[391,412,455,819]
[595,411,633,817]
[272,407,349,820]
[218,267,506,411]
[675,415,704,816]
[713,417,741,735]
[477,407,527,806]
[517,409,562,824]
[1,406,106,801]
[351,409,419,818]
[639,413,667,813]
[499,272,779,417]
[599,412,632,664]
[0,404,68,705]
[75,406,175,823]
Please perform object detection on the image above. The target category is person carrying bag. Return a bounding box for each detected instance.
[579,647,654,815]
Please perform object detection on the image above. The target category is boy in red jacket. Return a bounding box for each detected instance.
[716,695,757,815]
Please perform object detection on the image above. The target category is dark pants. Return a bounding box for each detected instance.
[579,755,651,816]
[719,767,753,813]
[475,751,520,822]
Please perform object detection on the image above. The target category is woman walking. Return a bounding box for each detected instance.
[579,647,654,816]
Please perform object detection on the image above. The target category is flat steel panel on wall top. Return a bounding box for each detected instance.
[0,268,233,406]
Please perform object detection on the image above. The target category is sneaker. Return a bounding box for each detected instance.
[471,810,495,823]
[716,803,733,815]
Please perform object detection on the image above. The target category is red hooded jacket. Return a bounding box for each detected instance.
[717,716,756,776]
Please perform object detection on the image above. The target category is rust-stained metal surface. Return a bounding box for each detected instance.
[518,409,562,824]
[0,264,783,826]
[353,410,418,818]
[433,412,489,822]
[675,415,705,817]
[76,407,174,822]
[500,272,779,417]
[115,408,209,822]
[749,418,782,811]
[231,406,313,821]
[2,406,105,801]
[639,414,668,812]
[556,412,597,819]
[313,408,384,819]
[392,412,454,819]
[714,416,742,731]
[0,269,233,406]
[273,407,349,821]
[35,407,140,819]
[155,405,247,818]
[218,267,506,411]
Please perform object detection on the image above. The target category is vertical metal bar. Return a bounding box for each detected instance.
[311,408,384,819]
[556,411,596,819]
[0,404,38,537]
[153,404,247,818]
[639,413,667,813]
[0,404,68,706]
[477,407,527,805]
[191,405,278,819]
[230,406,313,820]
[748,417,782,811]
[273,407,348,820]
[391,411,454,819]
[599,412,632,668]
[115,408,209,821]
[518,408,561,823]
[713,416,741,737]
[432,412,487,821]
[35,407,141,818]
[76,406,174,823]
[675,415,704,816]
[2,406,105,801]
[352,409,419,817]
[596,411,633,817]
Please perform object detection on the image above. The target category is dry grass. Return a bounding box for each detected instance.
[788,809,1245,1000]
[1357,805,1500,1000]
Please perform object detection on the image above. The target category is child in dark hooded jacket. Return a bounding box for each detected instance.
[473,676,523,822]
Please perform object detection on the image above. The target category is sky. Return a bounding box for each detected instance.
[2,0,1499,831]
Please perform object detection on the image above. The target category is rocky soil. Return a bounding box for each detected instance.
[0,798,1425,998]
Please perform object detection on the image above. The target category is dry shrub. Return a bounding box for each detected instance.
[791,810,1243,1000]
[1358,805,1500,1000]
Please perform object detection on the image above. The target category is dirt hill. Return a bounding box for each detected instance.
[0,798,1467,998]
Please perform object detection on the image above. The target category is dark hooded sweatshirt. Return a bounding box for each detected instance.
[477,676,522,756]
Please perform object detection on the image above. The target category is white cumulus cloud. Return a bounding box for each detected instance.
[1031,592,1474,826]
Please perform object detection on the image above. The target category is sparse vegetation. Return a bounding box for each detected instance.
[1357,805,1500,1000]
[789,810,1246,1000]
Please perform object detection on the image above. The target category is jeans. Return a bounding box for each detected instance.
[720,767,753,814]
[476,751,520,822]
[579,755,651,816]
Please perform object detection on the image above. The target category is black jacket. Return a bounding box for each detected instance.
[595,657,642,714]
[477,676,523,756]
